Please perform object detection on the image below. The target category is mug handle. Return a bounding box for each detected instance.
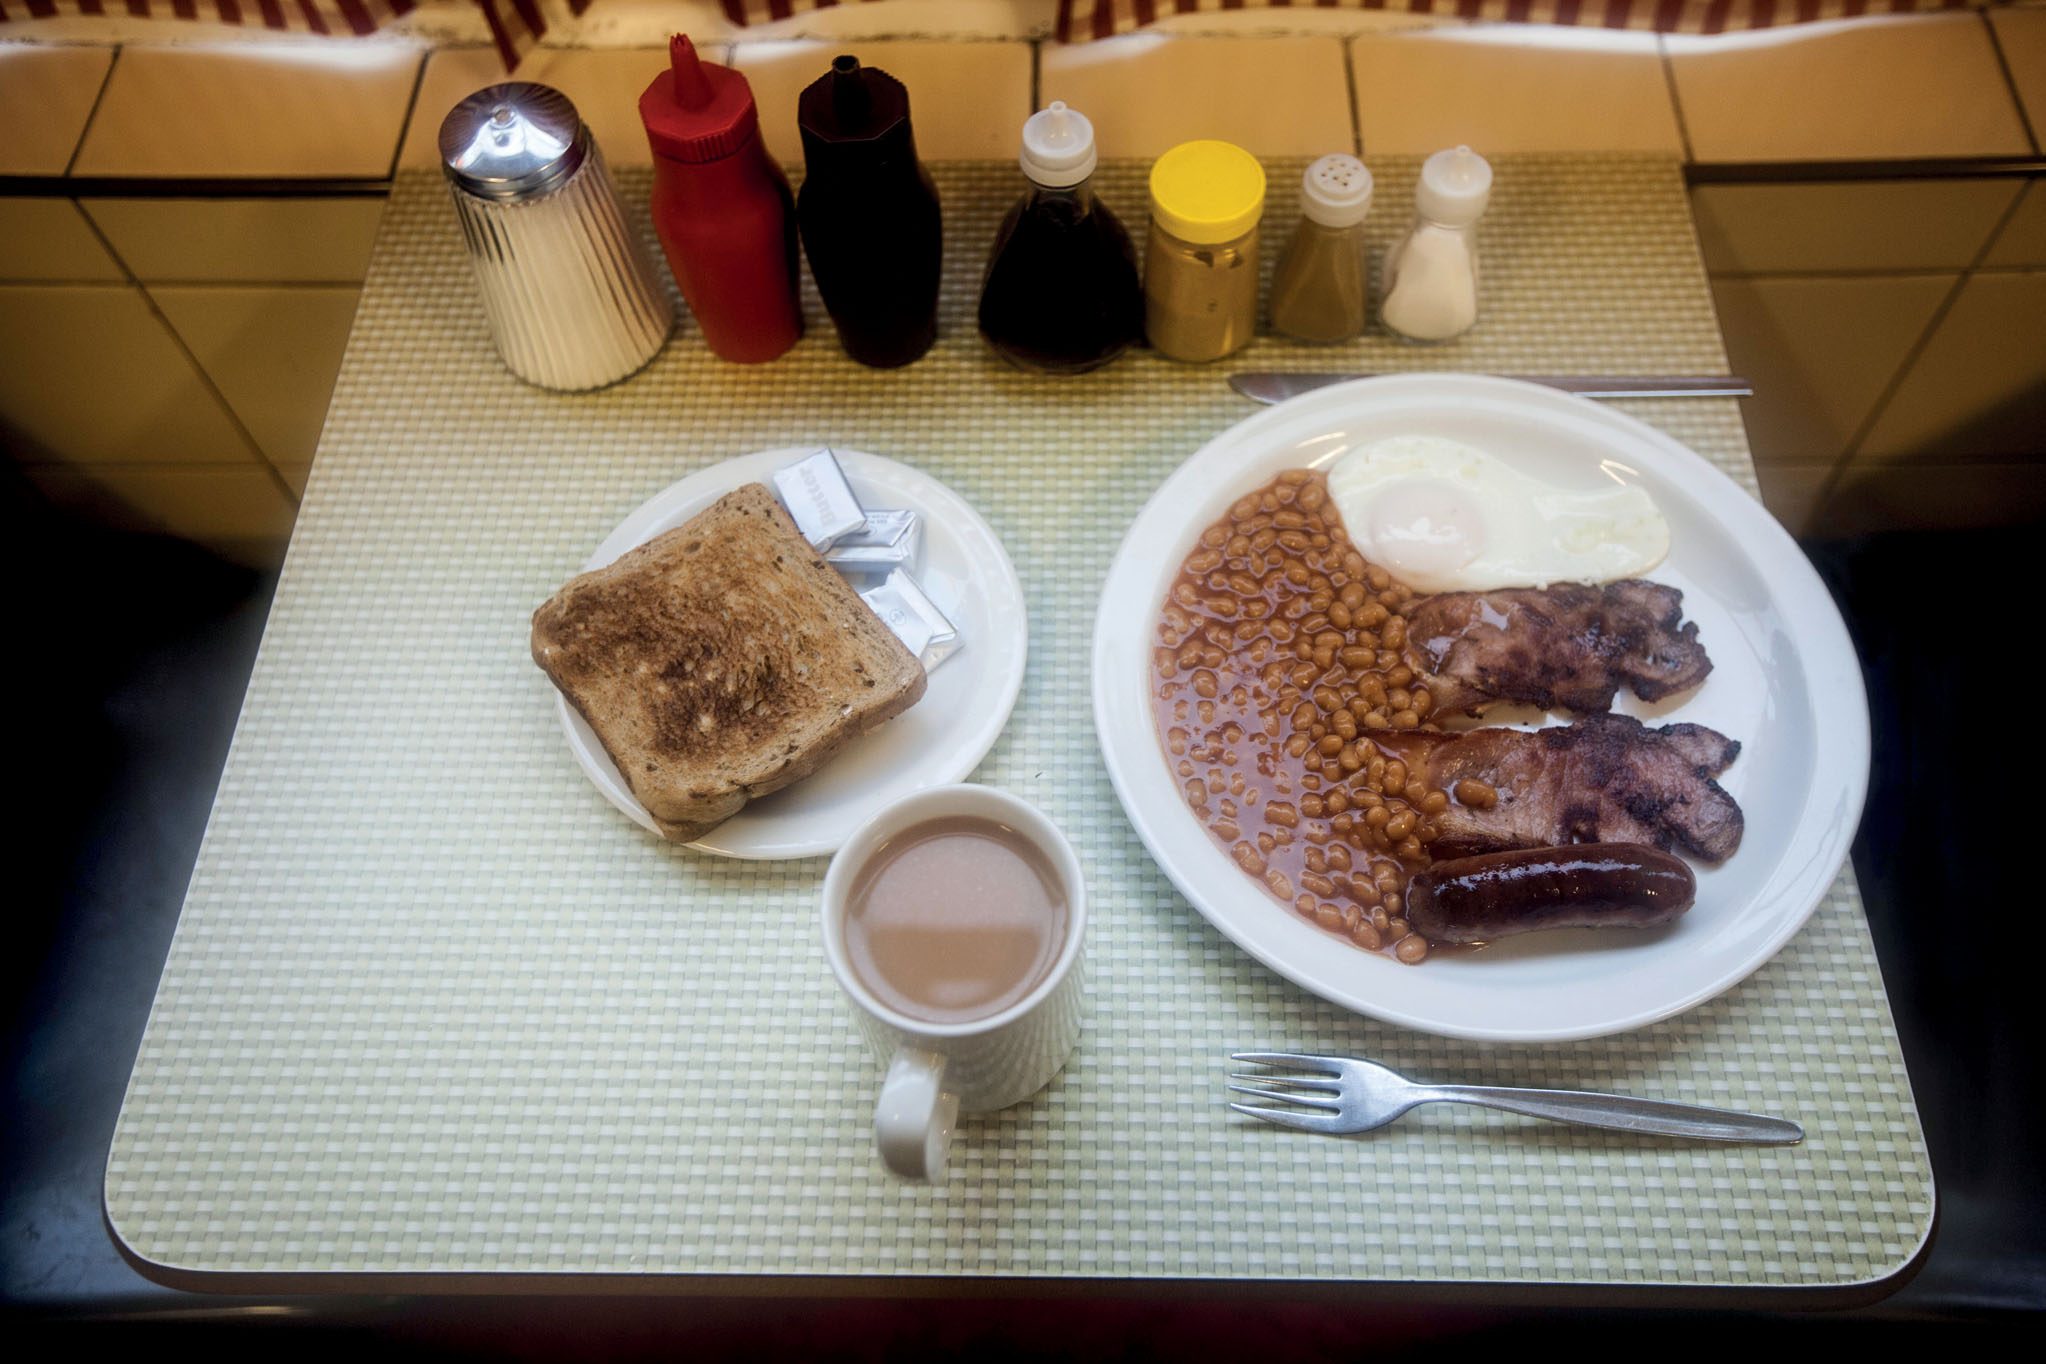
[875,1047,960,1181]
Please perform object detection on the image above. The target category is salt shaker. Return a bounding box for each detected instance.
[1380,145,1491,345]
[439,83,672,391]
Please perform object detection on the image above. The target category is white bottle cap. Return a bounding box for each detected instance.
[1298,153,1373,228]
[1415,145,1492,226]
[1019,101,1097,188]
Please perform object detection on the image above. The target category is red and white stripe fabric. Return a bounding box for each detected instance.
[0,0,591,69]
[714,0,1989,39]
[469,0,591,69]
[0,0,2000,68]
[0,0,417,36]
[1055,0,1981,42]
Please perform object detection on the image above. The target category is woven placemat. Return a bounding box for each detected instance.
[104,156,1929,1289]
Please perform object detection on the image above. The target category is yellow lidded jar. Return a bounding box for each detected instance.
[1143,140,1266,363]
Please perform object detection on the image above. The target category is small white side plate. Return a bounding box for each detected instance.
[556,448,1028,859]
[1092,375,1870,1042]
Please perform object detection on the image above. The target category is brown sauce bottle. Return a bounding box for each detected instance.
[796,56,943,369]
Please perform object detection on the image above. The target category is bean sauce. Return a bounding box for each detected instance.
[1150,470,1451,963]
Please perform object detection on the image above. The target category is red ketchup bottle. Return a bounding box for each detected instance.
[639,35,802,363]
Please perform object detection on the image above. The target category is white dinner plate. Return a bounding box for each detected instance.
[1091,375,1870,1042]
[557,448,1027,859]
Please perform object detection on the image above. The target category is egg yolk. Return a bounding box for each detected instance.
[1365,479,1485,582]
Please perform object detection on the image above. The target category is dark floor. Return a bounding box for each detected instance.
[4,468,2042,1354]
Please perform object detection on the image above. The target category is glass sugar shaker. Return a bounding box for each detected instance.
[439,83,673,391]
[1380,144,1491,345]
[1269,154,1374,344]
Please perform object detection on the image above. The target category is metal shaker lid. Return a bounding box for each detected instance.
[439,83,588,201]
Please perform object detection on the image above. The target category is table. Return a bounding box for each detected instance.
[103,154,1932,1299]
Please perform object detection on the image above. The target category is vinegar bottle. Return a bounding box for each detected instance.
[977,102,1142,375]
[638,34,802,364]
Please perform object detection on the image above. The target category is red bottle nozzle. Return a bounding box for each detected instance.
[641,33,760,164]
[670,34,713,110]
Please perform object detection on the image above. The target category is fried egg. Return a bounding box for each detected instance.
[1326,435,1669,594]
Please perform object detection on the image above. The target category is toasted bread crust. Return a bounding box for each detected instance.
[532,483,926,841]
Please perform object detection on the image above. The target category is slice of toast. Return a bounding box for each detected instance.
[532,482,926,841]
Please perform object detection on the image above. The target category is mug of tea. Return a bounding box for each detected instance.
[820,784,1087,1181]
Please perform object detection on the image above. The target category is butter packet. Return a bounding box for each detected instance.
[826,508,922,575]
[772,448,866,549]
[860,569,961,673]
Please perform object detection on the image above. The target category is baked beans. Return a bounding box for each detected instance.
[1150,470,1452,964]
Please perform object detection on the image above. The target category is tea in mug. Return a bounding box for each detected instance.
[842,815,1069,1025]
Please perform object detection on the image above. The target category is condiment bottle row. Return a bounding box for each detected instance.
[436,37,1493,391]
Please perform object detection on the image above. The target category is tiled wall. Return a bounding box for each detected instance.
[1679,9,2046,537]
[3,8,2043,564]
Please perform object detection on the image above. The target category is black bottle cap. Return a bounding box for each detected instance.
[797,56,916,165]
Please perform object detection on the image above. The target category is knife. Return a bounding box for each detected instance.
[1228,372,1754,404]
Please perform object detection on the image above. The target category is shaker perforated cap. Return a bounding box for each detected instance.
[1299,154,1373,228]
[1019,102,1097,187]
[1415,145,1492,226]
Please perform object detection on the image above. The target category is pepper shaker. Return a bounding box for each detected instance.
[439,83,672,391]
[1269,154,1374,344]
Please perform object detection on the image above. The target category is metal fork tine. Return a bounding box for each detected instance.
[1227,1082,1341,1111]
[1227,1071,1342,1094]
[1229,1102,1351,1135]
[1230,1051,1346,1074]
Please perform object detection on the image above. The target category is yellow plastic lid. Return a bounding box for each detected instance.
[1148,141,1266,245]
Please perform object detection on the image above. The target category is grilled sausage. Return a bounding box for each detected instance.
[1406,843,1695,944]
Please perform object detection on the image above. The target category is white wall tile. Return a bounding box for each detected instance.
[1668,15,2030,162]
[0,198,124,282]
[1352,26,1680,156]
[1708,274,1954,462]
[20,462,296,567]
[1989,7,2046,145]
[0,43,112,176]
[1691,180,2020,275]
[1859,269,2046,461]
[0,284,256,466]
[1983,181,2046,267]
[152,285,362,470]
[1041,35,1352,159]
[72,42,422,179]
[85,198,387,283]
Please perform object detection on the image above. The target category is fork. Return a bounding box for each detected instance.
[1230,1053,1803,1144]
